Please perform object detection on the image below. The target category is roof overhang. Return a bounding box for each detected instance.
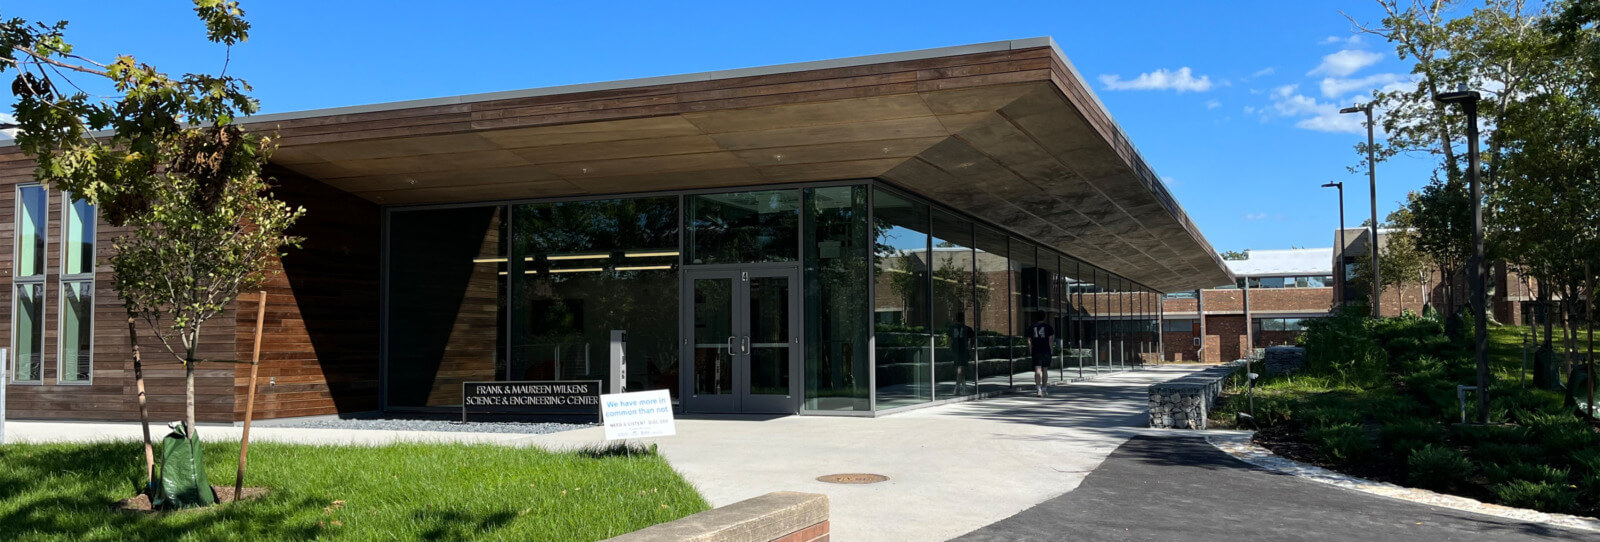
[229,38,1231,292]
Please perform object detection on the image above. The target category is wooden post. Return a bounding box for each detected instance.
[128,315,155,490]
[234,291,268,499]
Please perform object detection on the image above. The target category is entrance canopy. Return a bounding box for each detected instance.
[246,38,1231,292]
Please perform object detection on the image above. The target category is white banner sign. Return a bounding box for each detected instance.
[600,389,676,441]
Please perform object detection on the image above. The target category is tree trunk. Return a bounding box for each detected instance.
[184,352,197,438]
[128,315,155,490]
[1537,286,1558,390]
[1565,293,1577,378]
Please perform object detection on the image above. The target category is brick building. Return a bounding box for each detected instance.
[1161,248,1333,363]
[1161,227,1538,363]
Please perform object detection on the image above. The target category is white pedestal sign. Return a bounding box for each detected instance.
[600,389,675,441]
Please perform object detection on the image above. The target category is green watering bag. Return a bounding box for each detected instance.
[152,422,217,509]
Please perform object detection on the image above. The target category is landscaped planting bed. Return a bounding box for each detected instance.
[0,440,709,541]
[1209,307,1600,518]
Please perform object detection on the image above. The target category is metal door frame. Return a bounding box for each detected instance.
[680,264,801,414]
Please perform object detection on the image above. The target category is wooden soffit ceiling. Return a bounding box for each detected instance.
[247,40,1231,292]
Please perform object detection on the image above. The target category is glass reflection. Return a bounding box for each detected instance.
[512,196,680,396]
[692,278,734,396]
[931,210,977,398]
[748,276,791,395]
[873,188,931,408]
[973,227,1010,394]
[803,186,870,411]
[688,190,799,264]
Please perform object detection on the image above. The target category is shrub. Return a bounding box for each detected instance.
[1300,405,1364,428]
[1453,423,1531,446]
[1492,480,1578,514]
[1489,388,1565,420]
[1307,423,1375,463]
[1523,412,1600,455]
[1408,444,1471,490]
[1475,442,1542,465]
[1252,396,1295,427]
[1365,393,1425,423]
[1482,461,1569,486]
[1382,419,1446,456]
[1573,448,1600,476]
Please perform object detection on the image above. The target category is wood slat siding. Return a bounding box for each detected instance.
[233,168,380,420]
[0,149,239,422]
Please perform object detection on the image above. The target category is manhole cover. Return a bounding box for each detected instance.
[816,473,889,484]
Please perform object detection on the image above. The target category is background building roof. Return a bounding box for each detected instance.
[1225,248,1333,277]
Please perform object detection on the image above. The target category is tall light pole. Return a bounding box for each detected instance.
[1322,181,1347,307]
[1340,103,1381,318]
[1437,88,1487,424]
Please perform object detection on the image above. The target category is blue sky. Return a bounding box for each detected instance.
[4,1,1444,254]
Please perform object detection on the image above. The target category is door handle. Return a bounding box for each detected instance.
[727,336,736,355]
[740,336,749,354]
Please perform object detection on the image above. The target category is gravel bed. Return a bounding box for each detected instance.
[274,417,594,435]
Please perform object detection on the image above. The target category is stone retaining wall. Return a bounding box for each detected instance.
[606,491,828,542]
[1148,362,1244,429]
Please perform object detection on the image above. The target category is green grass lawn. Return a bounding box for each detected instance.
[0,440,710,541]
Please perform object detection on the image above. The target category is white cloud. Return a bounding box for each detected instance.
[1098,67,1214,92]
[1308,49,1384,77]
[1205,99,1221,109]
[1320,35,1363,46]
[1319,73,1406,98]
[1259,84,1370,134]
[1295,113,1366,133]
[1244,213,1269,221]
[1252,67,1275,78]
[1243,105,1256,114]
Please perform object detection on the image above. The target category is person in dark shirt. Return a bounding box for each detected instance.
[948,311,974,395]
[1027,312,1055,397]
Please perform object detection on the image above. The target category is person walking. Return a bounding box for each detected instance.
[1027,312,1055,397]
[949,311,975,395]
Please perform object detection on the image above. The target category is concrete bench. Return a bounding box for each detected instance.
[606,491,828,542]
[1148,361,1244,429]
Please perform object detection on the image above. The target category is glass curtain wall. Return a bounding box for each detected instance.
[1062,257,1083,379]
[381,179,1160,413]
[803,186,870,411]
[931,210,977,398]
[872,188,931,408]
[1009,240,1037,384]
[687,190,799,264]
[512,196,680,396]
[1097,269,1113,370]
[972,226,1010,394]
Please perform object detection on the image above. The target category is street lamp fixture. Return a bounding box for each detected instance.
[1434,87,1487,424]
[1340,103,1381,318]
[1321,181,1347,307]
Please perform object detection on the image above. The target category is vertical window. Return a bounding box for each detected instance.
[872,188,931,408]
[12,185,47,382]
[59,195,96,383]
[802,185,870,411]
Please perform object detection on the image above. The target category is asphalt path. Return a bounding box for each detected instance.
[956,435,1593,541]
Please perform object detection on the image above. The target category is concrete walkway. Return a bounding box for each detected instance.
[958,435,1594,541]
[5,366,1200,541]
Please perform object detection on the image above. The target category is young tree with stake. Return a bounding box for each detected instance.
[1,1,300,498]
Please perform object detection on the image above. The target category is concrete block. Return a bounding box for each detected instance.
[606,491,828,542]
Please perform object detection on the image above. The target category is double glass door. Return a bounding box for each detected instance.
[683,267,799,413]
